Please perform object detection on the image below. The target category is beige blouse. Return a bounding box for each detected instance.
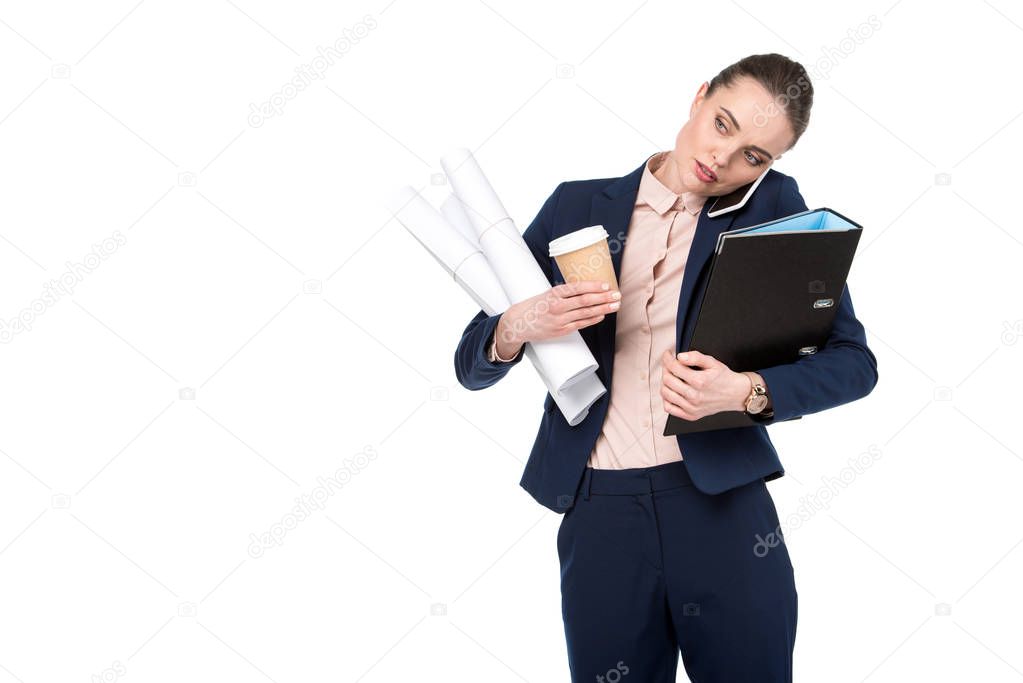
[587,152,705,468]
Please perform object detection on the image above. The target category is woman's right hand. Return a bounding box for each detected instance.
[494,280,621,357]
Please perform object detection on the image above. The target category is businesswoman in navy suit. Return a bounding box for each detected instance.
[455,54,878,682]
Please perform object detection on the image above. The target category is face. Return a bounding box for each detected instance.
[666,76,796,197]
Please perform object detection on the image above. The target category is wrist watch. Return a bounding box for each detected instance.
[742,371,770,416]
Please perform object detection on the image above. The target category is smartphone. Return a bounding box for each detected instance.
[706,164,773,218]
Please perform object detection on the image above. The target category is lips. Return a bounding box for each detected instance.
[694,160,717,183]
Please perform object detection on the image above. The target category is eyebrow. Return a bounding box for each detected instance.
[720,107,775,160]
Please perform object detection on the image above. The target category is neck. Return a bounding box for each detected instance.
[652,151,696,196]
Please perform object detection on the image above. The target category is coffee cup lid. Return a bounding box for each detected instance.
[548,225,609,257]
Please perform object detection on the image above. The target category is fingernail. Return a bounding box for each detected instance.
[678,352,689,360]
[602,282,609,290]
[611,291,621,300]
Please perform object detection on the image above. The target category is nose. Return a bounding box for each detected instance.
[712,140,748,170]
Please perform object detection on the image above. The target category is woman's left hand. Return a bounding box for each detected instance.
[660,349,749,421]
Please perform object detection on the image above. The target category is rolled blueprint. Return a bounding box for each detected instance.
[440,194,480,248]
[440,148,598,391]
[386,185,605,426]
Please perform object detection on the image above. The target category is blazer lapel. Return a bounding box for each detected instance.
[588,159,647,382]
[675,203,740,353]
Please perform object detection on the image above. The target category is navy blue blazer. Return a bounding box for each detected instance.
[454,156,879,513]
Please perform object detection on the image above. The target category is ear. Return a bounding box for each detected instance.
[689,81,709,118]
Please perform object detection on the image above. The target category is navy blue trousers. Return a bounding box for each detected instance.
[556,460,798,682]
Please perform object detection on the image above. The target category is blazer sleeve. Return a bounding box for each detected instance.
[453,182,565,391]
[751,176,879,424]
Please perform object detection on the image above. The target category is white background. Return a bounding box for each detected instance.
[1,1,1021,681]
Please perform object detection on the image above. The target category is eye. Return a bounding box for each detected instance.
[716,116,763,166]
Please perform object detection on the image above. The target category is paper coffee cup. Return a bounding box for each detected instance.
[548,225,619,292]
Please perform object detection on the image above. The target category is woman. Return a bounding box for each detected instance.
[455,53,878,682]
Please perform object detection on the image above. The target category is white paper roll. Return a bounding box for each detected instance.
[386,185,605,426]
[440,148,599,391]
[440,194,480,248]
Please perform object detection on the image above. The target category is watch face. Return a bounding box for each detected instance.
[747,394,769,413]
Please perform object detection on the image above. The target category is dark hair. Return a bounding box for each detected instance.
[706,53,814,150]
